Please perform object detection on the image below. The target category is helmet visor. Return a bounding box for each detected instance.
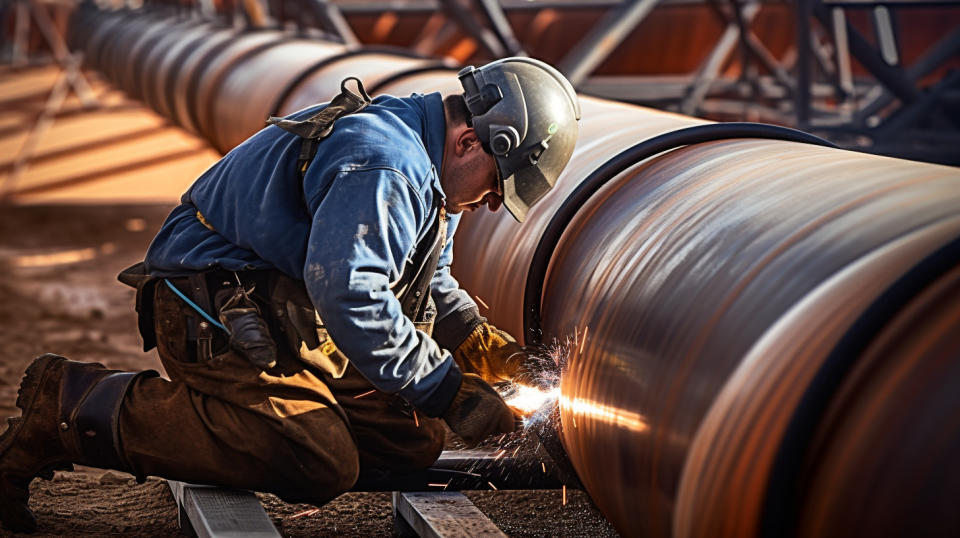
[499,161,552,223]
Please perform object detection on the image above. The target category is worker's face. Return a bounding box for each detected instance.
[441,128,502,215]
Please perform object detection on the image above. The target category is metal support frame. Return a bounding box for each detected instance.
[796,0,813,127]
[812,1,921,104]
[439,0,508,58]
[802,0,960,164]
[831,6,855,103]
[473,0,525,56]
[874,70,960,133]
[165,449,564,537]
[854,26,960,124]
[681,0,760,116]
[168,481,281,538]
[393,492,507,538]
[303,0,360,47]
[558,0,661,87]
[412,13,461,56]
[1,0,100,201]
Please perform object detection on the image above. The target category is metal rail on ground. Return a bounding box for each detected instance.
[169,449,560,536]
[393,492,507,537]
[168,480,281,538]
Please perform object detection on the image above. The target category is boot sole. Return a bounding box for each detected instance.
[1,354,63,456]
[0,354,70,533]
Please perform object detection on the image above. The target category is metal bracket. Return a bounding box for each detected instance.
[168,481,280,538]
[393,491,507,538]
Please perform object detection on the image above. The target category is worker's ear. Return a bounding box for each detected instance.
[455,127,484,157]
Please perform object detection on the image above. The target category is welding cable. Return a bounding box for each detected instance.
[164,279,229,333]
[522,122,837,345]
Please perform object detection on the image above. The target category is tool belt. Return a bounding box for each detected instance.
[119,264,437,379]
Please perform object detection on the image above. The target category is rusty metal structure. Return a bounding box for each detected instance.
[69,5,960,537]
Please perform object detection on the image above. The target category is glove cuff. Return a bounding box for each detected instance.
[417,361,463,418]
[433,305,486,351]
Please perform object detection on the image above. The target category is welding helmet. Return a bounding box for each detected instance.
[458,57,581,222]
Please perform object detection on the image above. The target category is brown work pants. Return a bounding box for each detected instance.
[115,281,446,506]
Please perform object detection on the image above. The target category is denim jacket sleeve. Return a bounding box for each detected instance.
[303,166,461,416]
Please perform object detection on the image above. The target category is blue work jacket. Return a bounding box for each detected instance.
[145,92,475,415]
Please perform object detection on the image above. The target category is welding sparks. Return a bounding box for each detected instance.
[413,410,419,427]
[541,462,546,473]
[290,508,320,519]
[562,485,567,506]
[578,326,589,356]
[354,389,376,399]
[488,482,498,491]
[474,295,489,309]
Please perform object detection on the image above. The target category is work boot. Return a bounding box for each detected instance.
[0,354,157,533]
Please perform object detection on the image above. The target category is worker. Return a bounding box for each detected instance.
[0,57,580,533]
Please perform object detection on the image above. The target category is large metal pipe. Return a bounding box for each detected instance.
[69,7,960,537]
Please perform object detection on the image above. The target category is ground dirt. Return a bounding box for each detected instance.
[0,204,619,537]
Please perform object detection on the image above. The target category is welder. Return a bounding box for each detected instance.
[0,57,580,533]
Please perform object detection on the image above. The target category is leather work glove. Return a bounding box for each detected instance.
[442,373,516,447]
[453,322,536,386]
[217,286,277,369]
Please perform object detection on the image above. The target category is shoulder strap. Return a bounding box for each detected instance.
[395,207,448,322]
[266,77,373,179]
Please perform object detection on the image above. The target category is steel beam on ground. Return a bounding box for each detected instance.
[393,491,507,538]
[558,0,660,87]
[168,481,280,538]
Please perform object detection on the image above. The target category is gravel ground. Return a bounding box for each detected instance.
[0,204,619,537]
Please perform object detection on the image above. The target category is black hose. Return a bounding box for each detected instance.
[522,122,837,345]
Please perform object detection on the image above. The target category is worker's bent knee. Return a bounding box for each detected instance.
[275,420,359,505]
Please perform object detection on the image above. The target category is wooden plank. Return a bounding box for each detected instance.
[392,491,507,538]
[167,481,281,538]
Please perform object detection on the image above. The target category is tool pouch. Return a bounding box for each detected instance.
[117,261,158,352]
[270,274,350,378]
[215,285,277,370]
[269,274,437,379]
